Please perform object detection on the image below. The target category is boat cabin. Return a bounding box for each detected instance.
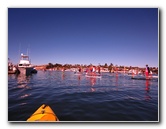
[18,53,31,67]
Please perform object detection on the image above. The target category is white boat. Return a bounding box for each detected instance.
[8,58,19,74]
[18,53,34,75]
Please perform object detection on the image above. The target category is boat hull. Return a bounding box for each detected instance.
[8,70,17,74]
[18,67,34,75]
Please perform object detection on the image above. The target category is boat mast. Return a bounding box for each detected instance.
[27,48,29,56]
[18,43,21,63]
[27,44,31,63]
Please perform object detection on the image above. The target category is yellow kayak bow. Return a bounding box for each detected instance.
[27,104,59,121]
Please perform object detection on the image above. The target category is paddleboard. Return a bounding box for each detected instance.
[27,104,59,121]
[74,73,82,75]
[85,74,101,78]
[131,77,153,80]
[152,75,158,78]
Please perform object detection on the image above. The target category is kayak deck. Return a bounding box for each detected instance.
[27,104,59,121]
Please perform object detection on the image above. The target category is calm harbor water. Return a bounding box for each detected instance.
[8,71,159,122]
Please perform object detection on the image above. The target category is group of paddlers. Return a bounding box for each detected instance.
[73,64,153,78]
[76,65,101,76]
[131,64,152,79]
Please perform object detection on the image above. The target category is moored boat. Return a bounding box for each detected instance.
[31,67,38,73]
[17,53,35,75]
[8,58,19,74]
[8,68,19,74]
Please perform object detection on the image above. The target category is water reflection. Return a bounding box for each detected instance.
[91,87,95,92]
[15,74,32,99]
[61,72,65,80]
[20,94,31,98]
[110,73,119,91]
[85,77,97,92]
[90,78,96,86]
[77,75,81,81]
[16,74,31,89]
[89,77,96,92]
[115,74,119,91]
[77,75,81,85]
[145,79,152,101]
[145,79,150,92]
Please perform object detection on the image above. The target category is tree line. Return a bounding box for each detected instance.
[45,62,158,74]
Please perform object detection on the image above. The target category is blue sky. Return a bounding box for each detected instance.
[8,8,158,67]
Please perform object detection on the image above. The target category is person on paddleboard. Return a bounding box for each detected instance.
[145,64,150,78]
[98,65,101,74]
[78,67,81,73]
[90,65,93,72]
